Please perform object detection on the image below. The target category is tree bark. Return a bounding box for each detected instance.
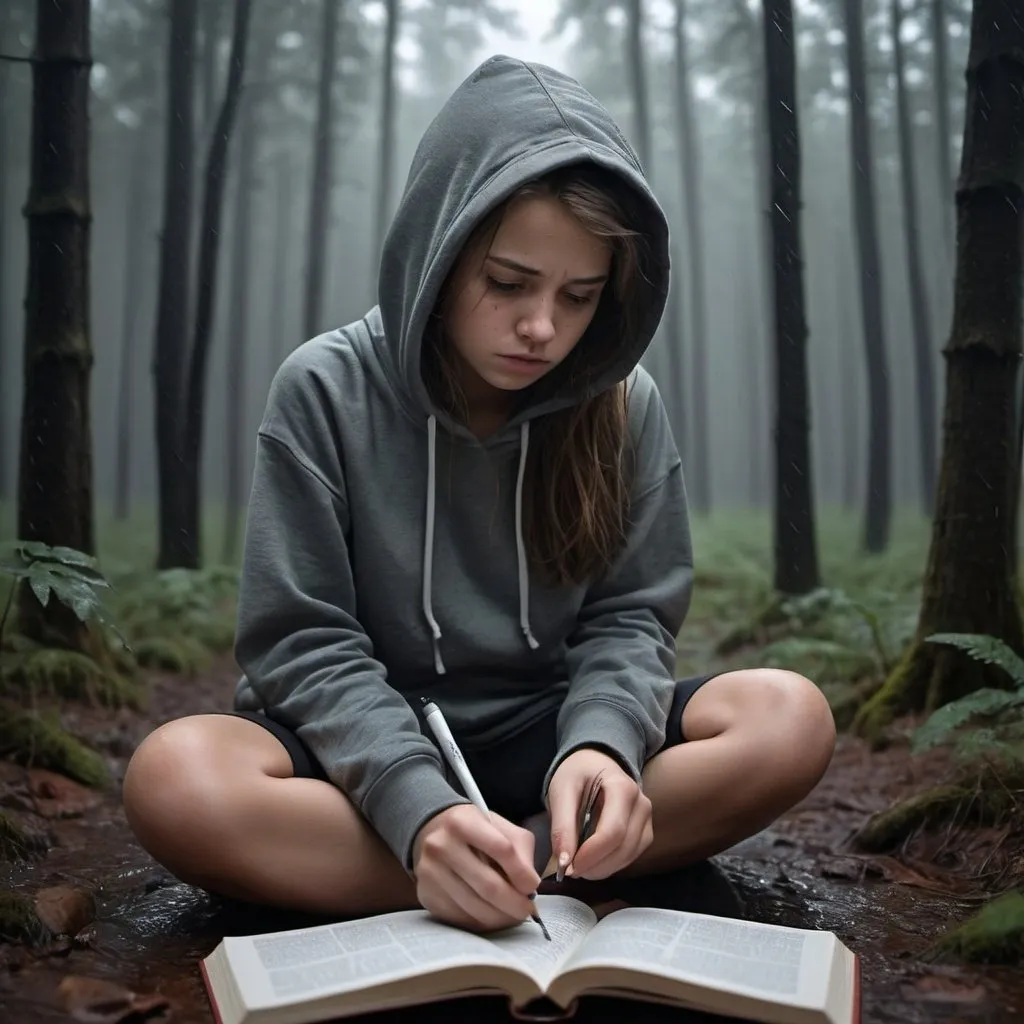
[842,0,892,553]
[762,0,819,595]
[179,0,253,569]
[892,0,938,517]
[854,0,1024,735]
[672,0,710,516]
[624,0,651,171]
[303,0,341,339]
[271,149,294,367]
[0,7,10,504]
[373,0,399,280]
[930,0,955,252]
[17,0,95,640]
[113,128,150,522]
[153,0,198,569]
[223,37,265,565]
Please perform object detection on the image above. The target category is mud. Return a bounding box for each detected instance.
[1,658,1021,1023]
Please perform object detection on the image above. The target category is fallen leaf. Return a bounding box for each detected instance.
[57,975,171,1023]
[28,769,103,818]
[34,885,96,937]
[817,856,867,881]
[900,972,988,1004]
[852,855,969,895]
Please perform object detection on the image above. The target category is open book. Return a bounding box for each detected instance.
[200,895,860,1024]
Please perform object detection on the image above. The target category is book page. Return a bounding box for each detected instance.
[483,896,596,990]
[218,897,594,1009]
[562,907,834,1008]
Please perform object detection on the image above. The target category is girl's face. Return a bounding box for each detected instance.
[443,195,612,418]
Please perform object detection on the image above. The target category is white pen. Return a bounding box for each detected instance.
[421,697,551,941]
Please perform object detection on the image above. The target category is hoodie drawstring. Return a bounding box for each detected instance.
[422,415,446,674]
[514,421,540,651]
[421,415,538,675]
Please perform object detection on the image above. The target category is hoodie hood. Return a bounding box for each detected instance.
[375,54,672,431]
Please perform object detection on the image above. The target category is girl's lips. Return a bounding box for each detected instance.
[497,354,549,374]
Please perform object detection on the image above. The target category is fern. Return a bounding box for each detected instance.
[910,633,1024,755]
[926,633,1024,686]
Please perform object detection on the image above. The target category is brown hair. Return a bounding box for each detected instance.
[422,164,647,586]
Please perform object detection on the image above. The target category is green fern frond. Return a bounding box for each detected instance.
[911,689,1024,753]
[925,633,1024,687]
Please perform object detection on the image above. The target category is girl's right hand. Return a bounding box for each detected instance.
[412,804,540,932]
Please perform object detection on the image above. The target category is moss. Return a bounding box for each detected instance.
[851,640,930,743]
[853,769,1021,852]
[0,705,110,788]
[821,678,880,732]
[132,634,210,674]
[1,647,143,709]
[928,890,1024,965]
[0,810,48,862]
[0,890,50,947]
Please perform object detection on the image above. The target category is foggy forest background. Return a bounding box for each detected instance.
[0,0,970,565]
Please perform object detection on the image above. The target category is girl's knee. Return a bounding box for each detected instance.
[122,717,234,863]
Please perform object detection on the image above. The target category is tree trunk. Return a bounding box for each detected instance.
[672,0,710,516]
[854,0,1024,736]
[17,0,95,641]
[303,0,341,339]
[0,7,9,504]
[180,0,253,569]
[842,0,892,554]
[373,0,399,281]
[113,127,149,522]
[271,149,294,367]
[198,0,223,143]
[930,0,955,252]
[153,0,198,570]
[761,0,819,595]
[624,0,651,171]
[223,40,265,566]
[892,0,938,517]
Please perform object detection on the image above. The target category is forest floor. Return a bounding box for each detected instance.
[1,651,1023,1024]
[1,510,1022,1022]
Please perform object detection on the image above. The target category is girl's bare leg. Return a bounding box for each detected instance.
[122,715,417,915]
[627,668,836,876]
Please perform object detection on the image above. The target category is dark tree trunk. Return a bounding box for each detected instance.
[271,149,294,367]
[624,0,651,170]
[0,14,9,505]
[672,0,710,515]
[842,0,892,554]
[113,128,150,522]
[223,41,265,566]
[17,0,95,640]
[198,0,223,142]
[836,231,860,512]
[930,0,955,251]
[179,0,253,569]
[303,0,340,339]
[892,0,938,517]
[153,0,198,570]
[761,0,819,595]
[855,0,1024,734]
[373,0,399,277]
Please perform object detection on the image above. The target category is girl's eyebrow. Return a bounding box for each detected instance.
[486,254,608,285]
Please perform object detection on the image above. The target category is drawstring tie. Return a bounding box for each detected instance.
[421,415,538,676]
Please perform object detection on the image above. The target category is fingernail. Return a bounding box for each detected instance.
[555,851,570,882]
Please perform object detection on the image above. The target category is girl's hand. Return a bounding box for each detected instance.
[546,748,653,880]
[412,805,540,933]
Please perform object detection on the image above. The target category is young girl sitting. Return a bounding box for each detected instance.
[123,55,835,935]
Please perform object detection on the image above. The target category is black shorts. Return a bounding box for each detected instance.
[228,674,716,824]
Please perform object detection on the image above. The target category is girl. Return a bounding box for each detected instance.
[123,55,835,935]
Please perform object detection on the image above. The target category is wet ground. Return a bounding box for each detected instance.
[1,657,1022,1023]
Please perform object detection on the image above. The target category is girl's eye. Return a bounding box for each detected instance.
[565,292,592,307]
[487,276,521,293]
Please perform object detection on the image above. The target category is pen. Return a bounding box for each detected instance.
[421,697,551,942]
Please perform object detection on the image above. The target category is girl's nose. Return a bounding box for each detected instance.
[518,298,556,345]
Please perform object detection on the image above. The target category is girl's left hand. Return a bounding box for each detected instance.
[546,748,653,881]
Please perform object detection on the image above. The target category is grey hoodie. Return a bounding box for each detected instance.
[233,55,694,870]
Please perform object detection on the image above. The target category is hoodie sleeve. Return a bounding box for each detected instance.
[234,351,470,871]
[541,370,694,799]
